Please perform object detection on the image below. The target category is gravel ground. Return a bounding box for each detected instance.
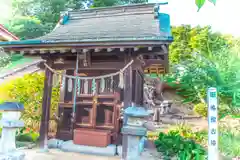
[22,149,120,160]
[21,148,172,160]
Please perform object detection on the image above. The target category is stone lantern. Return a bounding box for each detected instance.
[121,105,151,160]
[0,102,25,160]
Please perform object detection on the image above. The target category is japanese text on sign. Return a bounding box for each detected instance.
[207,87,218,160]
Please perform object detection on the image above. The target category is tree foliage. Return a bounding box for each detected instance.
[9,0,84,37]
[164,25,240,118]
[169,25,229,64]
[5,16,48,40]
[0,73,60,132]
[167,30,240,110]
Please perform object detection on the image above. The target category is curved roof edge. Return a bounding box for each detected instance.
[0,24,19,41]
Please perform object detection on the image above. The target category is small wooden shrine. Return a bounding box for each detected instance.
[0,3,173,149]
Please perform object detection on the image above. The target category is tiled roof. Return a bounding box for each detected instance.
[36,3,171,42]
[0,3,172,50]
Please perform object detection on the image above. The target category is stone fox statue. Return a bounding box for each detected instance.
[151,78,172,122]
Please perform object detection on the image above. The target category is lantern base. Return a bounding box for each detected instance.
[0,151,25,160]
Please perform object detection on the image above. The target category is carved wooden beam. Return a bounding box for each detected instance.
[134,47,139,51]
[39,60,145,70]
[120,48,125,52]
[50,50,56,54]
[71,49,77,53]
[94,48,101,52]
[82,49,89,53]
[161,44,168,53]
[29,50,36,54]
[60,49,66,54]
[7,46,168,56]
[107,48,113,52]
[40,50,47,54]
[148,47,153,51]
[20,50,25,54]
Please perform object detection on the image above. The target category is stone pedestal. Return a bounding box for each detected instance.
[122,126,147,160]
[121,106,151,160]
[0,102,25,160]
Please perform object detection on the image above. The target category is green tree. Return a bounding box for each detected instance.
[0,73,60,132]
[91,0,119,7]
[11,0,85,34]
[169,25,229,64]
[4,16,48,40]
[91,0,147,7]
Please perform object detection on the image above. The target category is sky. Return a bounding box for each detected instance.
[0,0,11,22]
[0,0,239,36]
[152,0,239,36]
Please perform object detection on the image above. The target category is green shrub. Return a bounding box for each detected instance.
[168,124,208,146]
[16,132,39,142]
[193,103,232,119]
[0,56,11,68]
[0,73,60,132]
[219,130,240,158]
[193,103,207,117]
[155,131,206,160]
[0,54,24,69]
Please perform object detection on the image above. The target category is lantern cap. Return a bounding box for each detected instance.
[125,106,150,117]
[0,102,24,111]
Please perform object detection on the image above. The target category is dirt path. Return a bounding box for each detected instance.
[152,90,208,131]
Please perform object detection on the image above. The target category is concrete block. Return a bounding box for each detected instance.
[60,140,117,157]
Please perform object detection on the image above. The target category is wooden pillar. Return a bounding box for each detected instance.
[122,63,133,159]
[134,69,144,105]
[138,70,144,105]
[56,70,65,139]
[163,45,169,73]
[123,65,133,121]
[39,60,53,150]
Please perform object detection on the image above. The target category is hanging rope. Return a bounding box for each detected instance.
[44,60,134,80]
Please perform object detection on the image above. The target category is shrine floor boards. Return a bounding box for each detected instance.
[23,149,120,160]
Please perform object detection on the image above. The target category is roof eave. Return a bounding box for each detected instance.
[0,37,173,49]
